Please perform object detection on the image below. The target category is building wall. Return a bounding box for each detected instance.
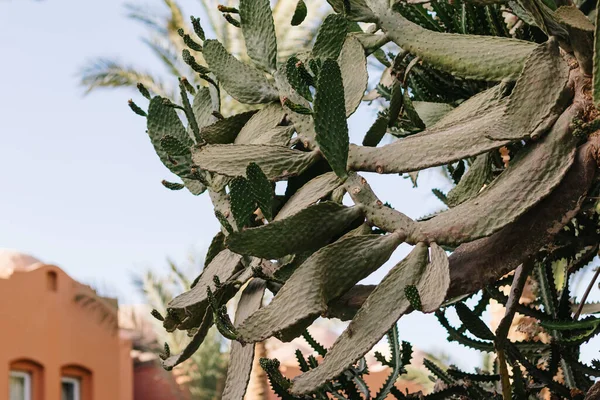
[0,264,132,400]
[133,362,189,400]
[119,333,134,400]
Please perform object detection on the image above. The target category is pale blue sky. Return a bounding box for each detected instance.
[1,0,598,369]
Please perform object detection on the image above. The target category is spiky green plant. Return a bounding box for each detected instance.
[80,0,328,107]
[134,258,228,399]
[127,0,600,397]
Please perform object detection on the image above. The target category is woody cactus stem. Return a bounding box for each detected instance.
[131,0,600,397]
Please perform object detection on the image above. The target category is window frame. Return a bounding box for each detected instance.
[61,376,81,400]
[9,370,32,400]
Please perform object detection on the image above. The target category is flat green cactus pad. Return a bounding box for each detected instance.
[221,280,266,400]
[276,172,342,220]
[147,96,202,195]
[314,60,350,179]
[291,0,308,26]
[236,233,404,342]
[239,0,278,72]
[162,308,213,369]
[416,104,579,245]
[362,116,388,147]
[246,162,274,221]
[348,101,509,174]
[191,87,218,131]
[369,0,537,80]
[338,36,368,117]
[493,38,571,140]
[203,40,279,104]
[192,144,320,180]
[226,202,363,258]
[433,83,507,129]
[312,14,348,60]
[229,176,257,229]
[446,154,492,207]
[167,250,243,316]
[291,242,449,394]
[235,103,286,144]
[413,101,455,128]
[200,111,258,144]
[554,5,594,31]
[274,67,317,145]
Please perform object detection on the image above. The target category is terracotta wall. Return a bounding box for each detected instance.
[0,264,132,400]
[119,333,134,400]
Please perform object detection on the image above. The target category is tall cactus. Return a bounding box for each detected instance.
[129,0,600,397]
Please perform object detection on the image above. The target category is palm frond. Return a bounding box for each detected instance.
[163,0,186,31]
[140,270,177,314]
[80,58,171,97]
[125,3,168,35]
[167,258,193,291]
[73,291,119,333]
[142,37,187,79]
[193,0,222,40]
[162,0,190,62]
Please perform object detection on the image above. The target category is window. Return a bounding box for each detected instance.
[47,270,57,291]
[9,359,43,400]
[61,377,80,400]
[9,371,31,400]
[61,365,91,400]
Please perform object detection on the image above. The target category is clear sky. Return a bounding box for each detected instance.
[1,0,598,370]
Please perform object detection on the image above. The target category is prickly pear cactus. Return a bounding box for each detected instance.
[129,0,600,397]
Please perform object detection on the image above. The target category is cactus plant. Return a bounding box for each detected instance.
[129,0,600,397]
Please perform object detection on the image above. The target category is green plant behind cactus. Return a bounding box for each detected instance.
[128,0,600,397]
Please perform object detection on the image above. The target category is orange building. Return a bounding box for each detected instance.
[0,250,133,400]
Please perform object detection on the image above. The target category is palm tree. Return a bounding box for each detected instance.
[80,0,328,101]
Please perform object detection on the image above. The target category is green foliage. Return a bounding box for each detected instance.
[237,234,403,343]
[404,285,422,312]
[454,302,495,340]
[314,60,350,179]
[229,176,256,229]
[227,202,363,259]
[192,144,319,180]
[161,180,185,191]
[291,0,308,26]
[260,324,415,399]
[247,162,275,221]
[134,258,228,399]
[200,110,257,144]
[203,39,280,104]
[126,0,600,397]
[312,14,348,60]
[128,99,147,116]
[286,56,313,101]
[362,115,388,147]
[239,0,278,71]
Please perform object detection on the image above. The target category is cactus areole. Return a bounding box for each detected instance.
[130,0,600,397]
